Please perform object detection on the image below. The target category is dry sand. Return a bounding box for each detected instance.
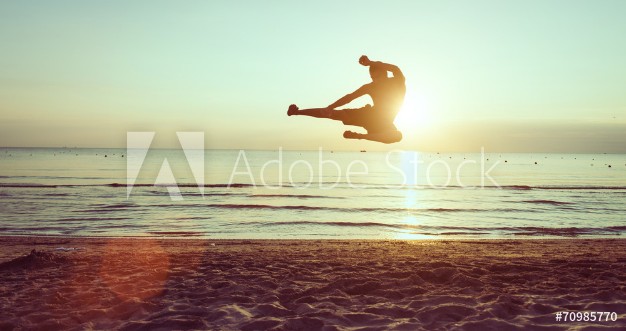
[0,237,624,330]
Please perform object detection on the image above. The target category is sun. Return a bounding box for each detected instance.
[394,90,436,133]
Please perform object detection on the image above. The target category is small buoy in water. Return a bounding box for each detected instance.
[608,165,611,168]
[505,160,508,163]
[534,162,537,164]
[121,155,124,157]
[104,155,107,157]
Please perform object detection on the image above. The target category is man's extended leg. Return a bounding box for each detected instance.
[343,130,403,144]
[288,104,343,120]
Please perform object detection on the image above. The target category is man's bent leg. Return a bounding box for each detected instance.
[343,130,403,144]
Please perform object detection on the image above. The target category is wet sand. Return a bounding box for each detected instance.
[0,237,624,330]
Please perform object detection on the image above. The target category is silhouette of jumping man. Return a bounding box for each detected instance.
[288,55,406,144]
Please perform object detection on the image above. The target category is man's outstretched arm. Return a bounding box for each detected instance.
[359,55,405,81]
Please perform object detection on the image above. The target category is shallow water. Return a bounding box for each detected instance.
[1,148,625,238]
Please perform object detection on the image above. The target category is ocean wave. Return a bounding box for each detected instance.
[510,227,622,237]
[258,221,625,237]
[146,231,204,236]
[1,222,623,238]
[250,194,346,199]
[173,192,248,197]
[521,200,574,206]
[149,203,527,214]
[3,182,626,190]
[54,217,132,222]
[89,203,136,209]
[0,183,58,188]
[110,183,258,188]
[72,203,138,213]
[266,221,413,229]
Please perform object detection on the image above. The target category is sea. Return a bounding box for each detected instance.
[1,148,625,239]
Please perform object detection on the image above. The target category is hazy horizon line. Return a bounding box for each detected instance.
[2,146,625,155]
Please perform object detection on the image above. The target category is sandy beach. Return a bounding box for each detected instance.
[0,237,624,330]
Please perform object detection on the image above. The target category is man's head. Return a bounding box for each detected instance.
[369,66,387,82]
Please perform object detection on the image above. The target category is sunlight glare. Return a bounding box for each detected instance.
[394,90,436,133]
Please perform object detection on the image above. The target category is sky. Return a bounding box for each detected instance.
[1,0,625,152]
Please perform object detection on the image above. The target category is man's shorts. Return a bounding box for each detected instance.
[336,106,397,133]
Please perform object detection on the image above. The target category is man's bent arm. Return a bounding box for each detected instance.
[328,85,368,109]
[372,61,405,81]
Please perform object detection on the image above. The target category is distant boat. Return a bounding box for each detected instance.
[360,150,366,153]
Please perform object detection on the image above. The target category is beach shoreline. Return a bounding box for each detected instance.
[1,237,624,330]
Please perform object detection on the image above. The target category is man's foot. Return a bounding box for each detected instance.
[287,104,299,116]
[343,131,366,140]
